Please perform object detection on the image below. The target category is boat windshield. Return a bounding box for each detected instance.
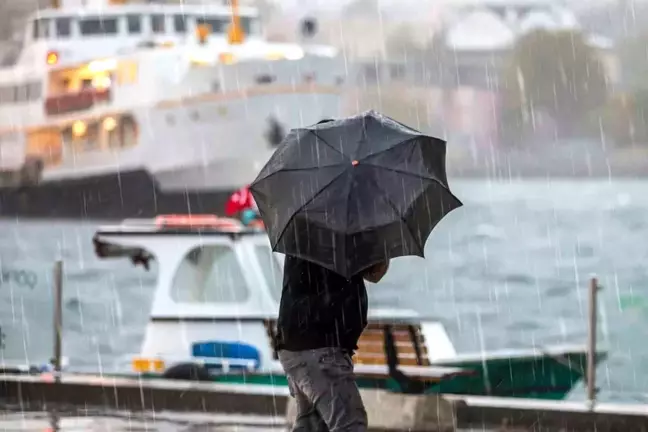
[254,245,282,303]
[170,245,250,304]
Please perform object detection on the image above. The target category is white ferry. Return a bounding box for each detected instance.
[0,0,346,219]
[88,214,608,400]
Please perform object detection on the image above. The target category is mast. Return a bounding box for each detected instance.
[227,0,245,45]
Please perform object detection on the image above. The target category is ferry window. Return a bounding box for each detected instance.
[195,16,227,33]
[0,87,15,104]
[151,15,166,34]
[126,15,142,34]
[33,19,51,39]
[27,82,42,100]
[241,17,253,35]
[173,15,188,33]
[55,17,72,38]
[15,85,28,104]
[62,121,100,152]
[79,17,118,36]
[117,115,138,148]
[105,116,120,148]
[255,246,282,303]
[171,245,249,304]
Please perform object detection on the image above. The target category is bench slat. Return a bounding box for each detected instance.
[354,364,471,382]
[354,357,426,367]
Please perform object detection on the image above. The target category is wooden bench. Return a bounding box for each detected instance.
[355,323,430,367]
[264,320,476,387]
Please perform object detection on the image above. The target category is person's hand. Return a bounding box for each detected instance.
[363,261,389,284]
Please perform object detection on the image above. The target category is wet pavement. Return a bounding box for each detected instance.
[0,409,287,431]
[0,410,509,432]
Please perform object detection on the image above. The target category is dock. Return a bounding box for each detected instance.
[1,373,648,431]
[451,395,648,431]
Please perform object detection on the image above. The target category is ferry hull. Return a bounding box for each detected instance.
[0,87,344,220]
[0,169,239,220]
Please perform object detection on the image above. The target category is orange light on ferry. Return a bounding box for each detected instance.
[46,51,59,65]
[103,117,117,132]
[72,121,87,137]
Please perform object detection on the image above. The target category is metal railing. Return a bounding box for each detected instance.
[52,260,63,381]
[587,276,602,409]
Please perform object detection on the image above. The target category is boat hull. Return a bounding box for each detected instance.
[0,169,238,219]
[138,350,606,401]
[431,350,606,400]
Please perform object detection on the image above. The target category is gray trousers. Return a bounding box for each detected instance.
[278,348,368,432]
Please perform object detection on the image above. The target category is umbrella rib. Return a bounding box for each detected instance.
[363,163,455,194]
[253,164,343,185]
[366,176,425,257]
[270,169,349,251]
[357,136,418,160]
[308,129,346,158]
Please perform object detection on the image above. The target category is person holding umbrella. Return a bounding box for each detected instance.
[250,112,462,431]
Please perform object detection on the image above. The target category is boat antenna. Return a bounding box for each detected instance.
[227,0,245,45]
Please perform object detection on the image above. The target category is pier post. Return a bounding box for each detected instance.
[586,277,599,408]
[53,260,63,381]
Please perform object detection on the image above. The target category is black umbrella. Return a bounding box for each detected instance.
[249,110,462,278]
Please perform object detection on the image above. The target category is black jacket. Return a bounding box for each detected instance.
[277,256,368,352]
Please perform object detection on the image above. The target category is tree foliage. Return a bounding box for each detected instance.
[342,0,379,19]
[0,0,49,41]
[500,29,609,139]
[617,32,648,92]
[384,25,424,59]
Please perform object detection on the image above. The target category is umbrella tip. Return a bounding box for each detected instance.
[352,160,359,166]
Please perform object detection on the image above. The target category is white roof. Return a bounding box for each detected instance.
[446,10,516,51]
[443,2,597,52]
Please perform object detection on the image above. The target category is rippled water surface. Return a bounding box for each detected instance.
[2,180,648,403]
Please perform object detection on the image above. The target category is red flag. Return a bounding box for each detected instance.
[225,185,254,216]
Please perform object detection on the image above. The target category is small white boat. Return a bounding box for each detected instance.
[91,214,608,399]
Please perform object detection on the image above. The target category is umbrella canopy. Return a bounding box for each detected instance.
[250,110,462,278]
